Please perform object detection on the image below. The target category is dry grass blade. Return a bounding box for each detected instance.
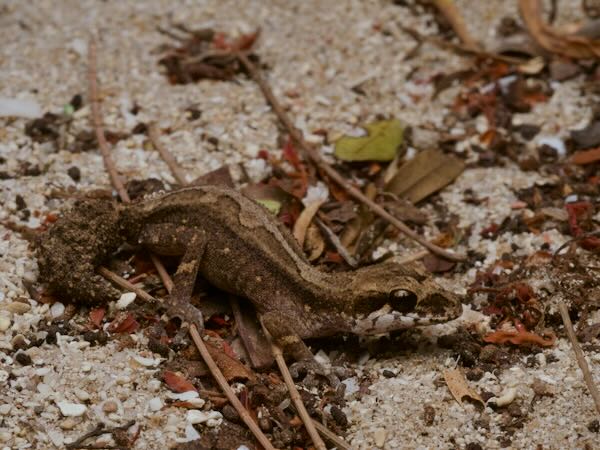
[519,0,600,59]
[148,123,188,185]
[259,320,328,450]
[558,301,600,415]
[87,37,130,203]
[236,52,465,262]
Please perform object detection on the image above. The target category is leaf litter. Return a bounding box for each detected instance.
[2,1,600,449]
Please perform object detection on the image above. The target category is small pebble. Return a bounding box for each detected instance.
[116,292,136,310]
[56,401,87,417]
[47,429,64,447]
[81,362,92,372]
[74,389,90,402]
[132,354,161,367]
[50,302,65,318]
[374,427,387,448]
[0,404,11,415]
[60,418,77,430]
[102,400,118,413]
[185,424,200,441]
[3,301,31,314]
[0,315,11,332]
[15,352,32,366]
[186,410,222,425]
[148,397,163,412]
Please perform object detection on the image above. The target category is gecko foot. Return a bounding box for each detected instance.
[165,300,204,337]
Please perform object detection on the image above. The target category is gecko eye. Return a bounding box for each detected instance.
[389,289,417,313]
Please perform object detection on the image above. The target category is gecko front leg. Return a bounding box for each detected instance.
[138,224,206,333]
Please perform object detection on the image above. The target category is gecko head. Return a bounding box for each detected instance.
[349,262,462,335]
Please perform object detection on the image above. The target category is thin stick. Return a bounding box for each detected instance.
[315,215,357,267]
[558,301,600,415]
[259,320,327,450]
[98,267,277,450]
[65,420,134,449]
[237,52,464,262]
[97,266,159,304]
[148,123,188,185]
[150,253,174,293]
[311,419,352,450]
[398,26,525,66]
[431,0,480,51]
[189,325,277,450]
[88,37,130,203]
[395,249,430,265]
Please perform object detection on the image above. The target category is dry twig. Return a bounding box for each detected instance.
[88,37,130,203]
[558,301,600,415]
[148,122,188,185]
[236,52,464,262]
[189,325,277,450]
[65,420,135,449]
[431,0,480,51]
[98,266,276,450]
[398,26,525,65]
[311,419,352,450]
[259,320,328,450]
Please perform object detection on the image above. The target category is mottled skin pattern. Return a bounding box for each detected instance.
[38,186,462,362]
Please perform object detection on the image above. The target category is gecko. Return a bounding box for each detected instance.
[37,185,462,365]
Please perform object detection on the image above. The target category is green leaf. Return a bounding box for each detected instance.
[63,103,75,116]
[334,119,404,161]
[255,199,281,214]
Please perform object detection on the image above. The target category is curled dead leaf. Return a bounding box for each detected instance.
[519,0,600,59]
[443,368,484,407]
[293,199,326,246]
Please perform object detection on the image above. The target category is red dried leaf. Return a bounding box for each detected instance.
[89,307,106,328]
[282,138,302,169]
[324,251,343,263]
[163,370,197,393]
[212,32,229,50]
[480,223,499,238]
[220,340,237,360]
[44,213,58,224]
[565,201,592,237]
[231,31,260,51]
[483,330,555,347]
[108,312,139,334]
[514,283,534,302]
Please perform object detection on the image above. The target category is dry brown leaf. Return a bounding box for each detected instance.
[519,0,600,59]
[293,199,326,246]
[163,370,197,393]
[385,149,465,203]
[205,340,255,382]
[571,147,600,165]
[443,368,484,407]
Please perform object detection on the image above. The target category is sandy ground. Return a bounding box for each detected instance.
[1,1,599,449]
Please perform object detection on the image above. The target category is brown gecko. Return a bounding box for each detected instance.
[37,185,462,364]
